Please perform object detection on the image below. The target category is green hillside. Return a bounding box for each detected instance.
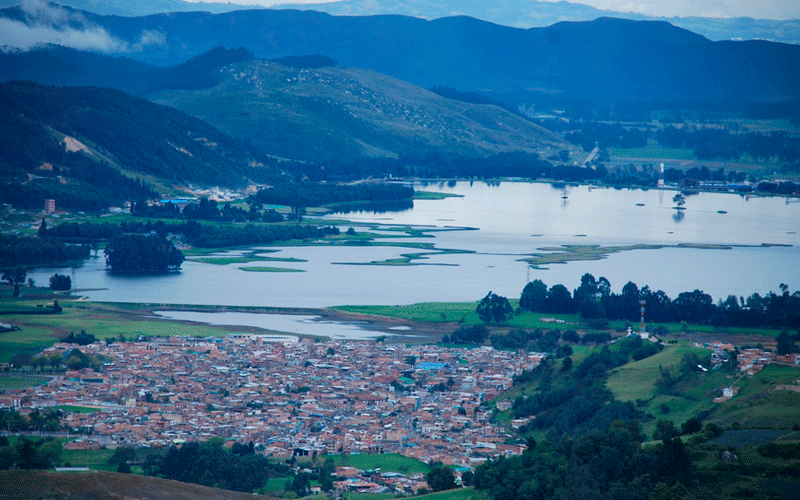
[149,60,565,163]
[0,81,278,211]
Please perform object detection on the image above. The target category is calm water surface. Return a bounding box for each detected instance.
[29,182,799,311]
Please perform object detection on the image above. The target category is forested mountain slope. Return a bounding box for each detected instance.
[0,81,276,210]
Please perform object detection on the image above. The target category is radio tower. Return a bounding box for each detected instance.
[639,300,646,337]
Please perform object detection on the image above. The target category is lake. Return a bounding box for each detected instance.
[28,182,799,310]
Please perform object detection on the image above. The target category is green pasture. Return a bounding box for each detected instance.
[55,405,102,413]
[606,343,729,436]
[332,453,431,474]
[712,365,800,429]
[0,324,60,363]
[0,374,50,389]
[335,303,481,324]
[335,494,394,500]
[607,343,710,401]
[61,446,115,471]
[414,488,488,500]
[0,299,243,362]
[260,476,291,493]
[334,303,584,331]
[610,146,695,160]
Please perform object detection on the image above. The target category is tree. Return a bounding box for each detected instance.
[562,330,580,343]
[672,193,686,208]
[48,352,63,370]
[10,352,31,369]
[776,331,799,355]
[426,466,456,492]
[520,279,548,312]
[681,417,702,435]
[105,233,184,272]
[2,267,26,286]
[476,291,514,324]
[653,419,679,442]
[546,284,573,313]
[405,355,417,366]
[49,274,71,291]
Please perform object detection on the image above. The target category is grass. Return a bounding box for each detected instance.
[0,374,50,389]
[260,475,291,492]
[336,303,482,324]
[239,266,305,272]
[521,244,665,269]
[711,365,800,429]
[605,342,737,437]
[55,405,102,413]
[414,191,465,200]
[189,255,307,265]
[607,343,709,402]
[610,145,695,160]
[414,488,488,500]
[334,303,583,331]
[331,453,431,474]
[0,299,245,363]
[61,446,116,471]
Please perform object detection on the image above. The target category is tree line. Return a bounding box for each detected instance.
[249,181,414,208]
[45,219,342,249]
[541,118,800,166]
[520,274,800,329]
[656,126,800,163]
[0,234,89,268]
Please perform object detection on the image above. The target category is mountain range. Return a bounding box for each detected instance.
[1,0,798,44]
[2,5,799,103]
[0,46,566,203]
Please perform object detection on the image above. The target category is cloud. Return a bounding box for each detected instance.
[0,0,164,53]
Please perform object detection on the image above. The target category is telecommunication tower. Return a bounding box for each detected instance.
[639,300,646,335]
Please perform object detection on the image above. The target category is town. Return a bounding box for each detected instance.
[2,334,543,471]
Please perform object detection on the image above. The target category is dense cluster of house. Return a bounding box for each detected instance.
[2,335,542,468]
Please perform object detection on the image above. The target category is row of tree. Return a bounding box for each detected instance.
[547,119,800,165]
[0,436,62,471]
[142,440,276,492]
[520,274,800,329]
[656,126,800,163]
[47,219,342,250]
[0,234,89,267]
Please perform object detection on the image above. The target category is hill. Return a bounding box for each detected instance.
[2,7,799,103]
[0,80,277,211]
[0,469,279,500]
[148,59,564,163]
[0,45,253,97]
[3,0,798,45]
[280,0,800,45]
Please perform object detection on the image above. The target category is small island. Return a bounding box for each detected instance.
[104,234,185,273]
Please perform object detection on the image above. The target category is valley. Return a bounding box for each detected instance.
[0,2,799,499]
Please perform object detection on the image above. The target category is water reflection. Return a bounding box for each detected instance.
[329,199,413,215]
[672,210,685,222]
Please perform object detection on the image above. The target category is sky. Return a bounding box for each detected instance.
[183,0,800,21]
